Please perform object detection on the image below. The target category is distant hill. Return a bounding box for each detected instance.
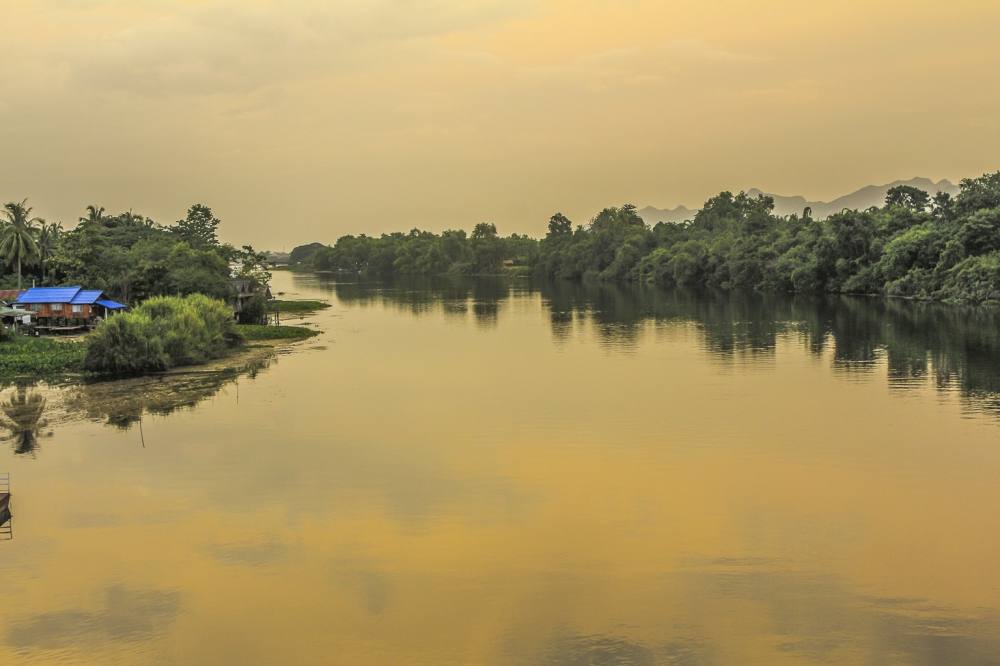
[638,178,960,224]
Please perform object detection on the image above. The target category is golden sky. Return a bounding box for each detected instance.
[1,0,998,248]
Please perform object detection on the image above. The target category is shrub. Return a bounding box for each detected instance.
[937,252,1000,304]
[85,294,239,374]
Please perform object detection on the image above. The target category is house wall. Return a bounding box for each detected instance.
[24,303,93,319]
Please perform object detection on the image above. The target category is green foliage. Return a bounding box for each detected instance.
[937,253,1000,304]
[9,202,273,314]
[0,337,86,377]
[527,170,1000,305]
[296,172,1000,305]
[0,199,42,289]
[885,185,931,211]
[172,203,221,248]
[47,205,235,303]
[289,242,326,265]
[85,294,239,375]
[306,224,538,277]
[236,324,318,340]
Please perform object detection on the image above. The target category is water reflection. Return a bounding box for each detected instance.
[4,270,1000,663]
[0,354,275,454]
[322,275,514,329]
[317,275,1000,418]
[0,387,50,456]
[64,355,274,430]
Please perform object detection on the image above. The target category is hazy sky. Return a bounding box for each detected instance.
[1,1,998,249]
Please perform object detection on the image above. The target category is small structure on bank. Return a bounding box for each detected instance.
[0,291,32,332]
[231,279,272,324]
[15,286,126,333]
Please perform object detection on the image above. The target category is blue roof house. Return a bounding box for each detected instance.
[15,286,126,331]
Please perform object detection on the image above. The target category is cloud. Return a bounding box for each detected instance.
[57,0,532,97]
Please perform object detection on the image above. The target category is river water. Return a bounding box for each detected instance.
[2,270,1000,664]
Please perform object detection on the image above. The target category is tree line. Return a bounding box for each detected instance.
[0,201,270,315]
[294,171,1000,304]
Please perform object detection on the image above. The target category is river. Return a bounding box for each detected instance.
[2,270,1000,664]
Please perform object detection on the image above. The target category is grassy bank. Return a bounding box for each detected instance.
[0,337,86,378]
[0,324,315,382]
[270,299,330,314]
[237,324,319,341]
[0,298,320,382]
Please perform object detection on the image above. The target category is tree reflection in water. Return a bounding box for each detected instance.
[0,386,50,455]
[322,275,1000,418]
[65,356,273,430]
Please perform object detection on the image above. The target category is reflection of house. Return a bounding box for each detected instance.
[15,287,126,332]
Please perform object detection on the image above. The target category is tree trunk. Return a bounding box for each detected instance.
[16,256,21,290]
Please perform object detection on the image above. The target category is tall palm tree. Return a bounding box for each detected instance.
[79,204,105,226]
[36,220,62,283]
[0,200,41,290]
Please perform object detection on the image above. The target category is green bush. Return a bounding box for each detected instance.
[85,294,239,374]
[937,253,1000,304]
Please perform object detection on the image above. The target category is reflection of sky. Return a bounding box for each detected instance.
[3,271,1000,663]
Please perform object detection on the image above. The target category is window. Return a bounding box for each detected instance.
[29,304,41,312]
[71,304,83,314]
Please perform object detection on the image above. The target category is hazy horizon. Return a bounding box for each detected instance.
[2,1,998,249]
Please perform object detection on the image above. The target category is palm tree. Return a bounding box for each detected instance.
[36,220,62,283]
[0,200,41,290]
[79,204,105,226]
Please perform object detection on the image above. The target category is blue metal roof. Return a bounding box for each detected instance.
[95,299,126,310]
[70,290,104,305]
[16,286,82,304]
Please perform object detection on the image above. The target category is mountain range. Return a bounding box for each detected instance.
[637,178,960,224]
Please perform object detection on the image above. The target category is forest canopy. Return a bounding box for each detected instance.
[293,171,1000,305]
[0,202,270,312]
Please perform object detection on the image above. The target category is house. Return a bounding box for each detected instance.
[0,308,32,329]
[231,279,272,323]
[15,287,126,332]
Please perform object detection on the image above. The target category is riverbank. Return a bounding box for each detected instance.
[0,322,319,384]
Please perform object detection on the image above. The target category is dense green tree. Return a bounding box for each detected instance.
[471,222,503,273]
[885,185,931,211]
[172,204,221,248]
[0,200,41,289]
[36,221,62,283]
[79,204,106,226]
